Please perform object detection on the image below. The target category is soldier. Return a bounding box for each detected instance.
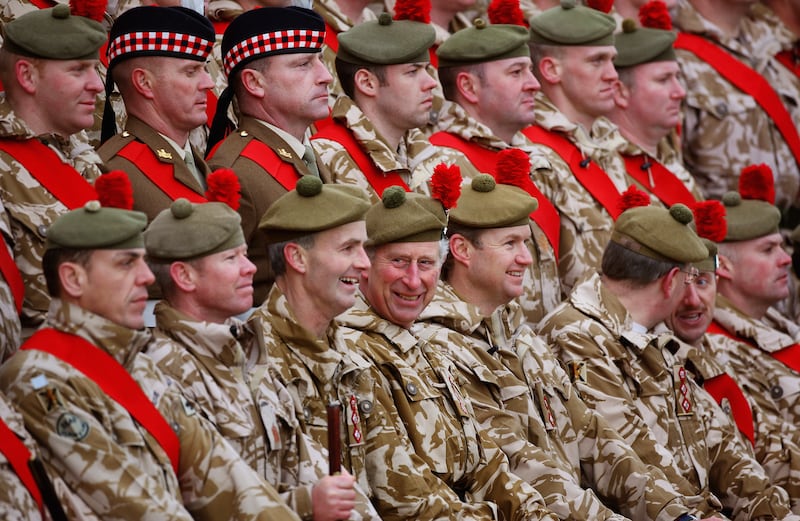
[98,5,216,222]
[431,14,562,324]
[0,6,105,338]
[338,185,559,521]
[415,173,697,521]
[0,198,304,519]
[310,11,477,202]
[206,7,331,304]
[608,3,702,205]
[538,202,799,520]
[143,197,380,521]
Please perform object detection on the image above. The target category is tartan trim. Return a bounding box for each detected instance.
[223,29,325,75]
[108,31,213,63]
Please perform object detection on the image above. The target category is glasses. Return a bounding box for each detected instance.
[680,267,700,285]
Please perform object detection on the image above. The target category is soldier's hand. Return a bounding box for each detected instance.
[312,470,357,521]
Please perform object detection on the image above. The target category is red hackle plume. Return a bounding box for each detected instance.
[639,0,672,29]
[431,163,462,210]
[394,0,431,23]
[739,164,775,204]
[96,171,133,210]
[494,148,531,190]
[205,168,241,210]
[70,0,106,21]
[488,0,527,26]
[586,0,613,13]
[691,200,727,242]
[618,185,651,213]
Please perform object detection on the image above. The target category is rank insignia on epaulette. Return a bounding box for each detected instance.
[277,148,293,159]
[156,148,173,160]
[674,366,693,416]
[260,402,283,451]
[566,360,587,383]
[534,382,557,430]
[35,386,64,413]
[55,412,90,441]
[348,395,362,444]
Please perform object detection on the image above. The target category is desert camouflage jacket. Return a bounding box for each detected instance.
[0,391,44,521]
[0,199,21,362]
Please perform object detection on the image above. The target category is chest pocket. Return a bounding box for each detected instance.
[684,87,757,122]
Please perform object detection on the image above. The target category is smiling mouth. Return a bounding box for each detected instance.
[395,293,421,302]
[507,270,524,277]
[340,277,358,285]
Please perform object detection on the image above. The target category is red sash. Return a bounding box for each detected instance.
[706,320,800,375]
[0,243,23,313]
[116,141,206,204]
[522,125,622,219]
[323,22,339,53]
[776,49,800,79]
[312,119,410,195]
[674,33,800,172]
[0,417,43,514]
[702,372,755,447]
[22,328,180,474]
[239,139,302,191]
[622,154,696,207]
[429,131,561,259]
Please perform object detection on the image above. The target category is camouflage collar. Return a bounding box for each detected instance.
[338,292,420,354]
[713,294,798,352]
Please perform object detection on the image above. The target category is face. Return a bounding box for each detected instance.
[301,221,370,320]
[724,233,791,309]
[473,57,539,139]
[76,249,155,330]
[624,61,685,135]
[558,45,618,123]
[372,62,437,133]
[668,268,716,345]
[148,57,214,136]
[188,244,256,322]
[32,59,103,136]
[463,225,532,311]
[361,241,441,328]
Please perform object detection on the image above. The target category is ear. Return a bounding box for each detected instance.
[15,59,39,95]
[58,262,89,299]
[455,70,480,105]
[240,68,266,98]
[537,55,562,85]
[284,242,309,274]
[170,261,198,292]
[660,266,682,299]
[354,68,379,98]
[612,79,629,108]
[131,68,156,99]
[448,234,473,268]
[716,253,734,281]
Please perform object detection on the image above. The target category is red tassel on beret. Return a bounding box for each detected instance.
[488,0,527,26]
[394,0,431,24]
[96,171,134,210]
[494,148,532,190]
[618,185,651,213]
[586,0,613,14]
[70,0,107,22]
[639,0,672,30]
[205,168,241,210]
[691,200,727,242]
[739,164,775,204]
[431,163,462,210]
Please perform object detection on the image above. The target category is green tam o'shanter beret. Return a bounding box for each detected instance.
[614,19,676,68]
[144,199,245,261]
[529,0,615,47]
[449,174,537,228]
[337,13,435,66]
[259,176,370,244]
[610,204,708,263]
[693,238,718,273]
[2,4,106,60]
[721,192,781,242]
[436,19,530,68]
[46,200,147,251]
[365,187,446,246]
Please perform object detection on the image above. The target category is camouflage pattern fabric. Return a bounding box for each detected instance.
[0,202,21,362]
[538,273,799,521]
[0,391,43,521]
[147,301,380,520]
[0,298,301,521]
[433,100,563,325]
[672,0,800,210]
[416,281,689,521]
[339,293,559,521]
[0,95,103,331]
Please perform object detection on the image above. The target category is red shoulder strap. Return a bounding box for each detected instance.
[429,131,561,259]
[522,125,622,219]
[674,33,800,173]
[622,154,696,207]
[0,139,97,210]
[22,329,180,474]
[702,373,755,447]
[0,243,23,313]
[239,139,302,191]
[707,320,800,374]
[776,49,800,79]
[313,119,410,195]
[324,22,339,53]
[116,141,206,204]
[0,417,43,513]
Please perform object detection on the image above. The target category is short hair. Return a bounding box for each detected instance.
[437,63,484,102]
[528,43,563,82]
[267,233,317,278]
[147,258,177,299]
[230,56,270,103]
[42,248,93,297]
[441,222,485,280]
[334,58,387,99]
[600,241,680,287]
[716,242,739,264]
[615,66,635,89]
[0,49,35,98]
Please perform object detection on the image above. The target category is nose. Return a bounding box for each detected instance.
[137,260,156,286]
[779,248,792,267]
[354,245,371,270]
[603,60,619,82]
[681,282,701,307]
[241,255,257,276]
[523,68,541,92]
[199,68,214,91]
[315,56,333,86]
[516,242,533,267]
[87,68,104,94]
[402,262,422,290]
[671,77,686,100]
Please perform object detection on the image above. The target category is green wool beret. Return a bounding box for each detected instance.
[529,0,616,47]
[259,176,370,244]
[611,204,708,263]
[693,238,718,273]
[365,187,446,246]
[722,191,781,242]
[449,174,538,228]
[436,20,530,68]
[46,201,147,251]
[144,199,245,261]
[614,19,676,68]
[337,13,436,66]
[2,4,107,60]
